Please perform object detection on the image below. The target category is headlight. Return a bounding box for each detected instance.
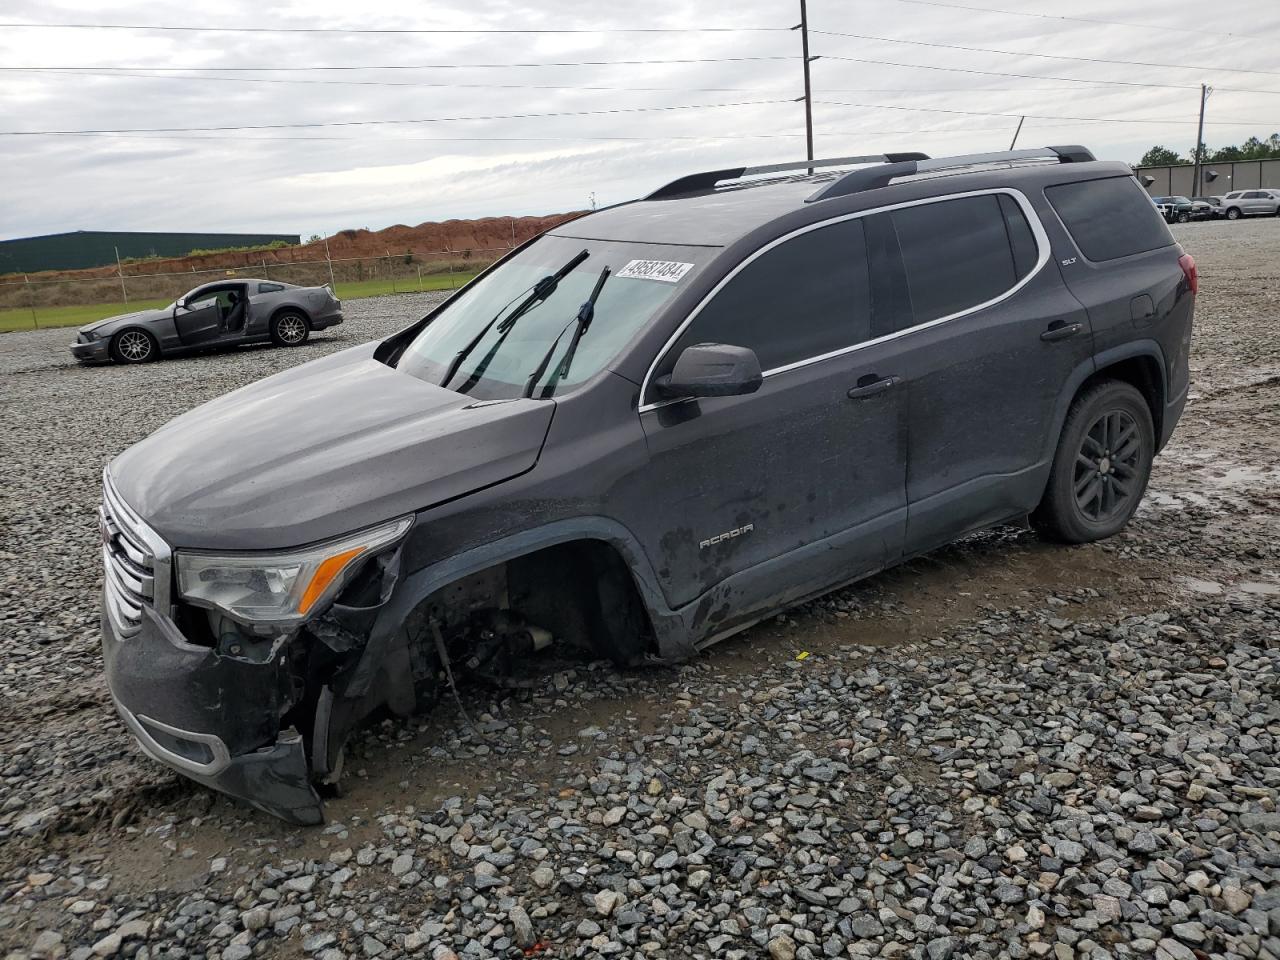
[81,330,100,342]
[176,516,412,624]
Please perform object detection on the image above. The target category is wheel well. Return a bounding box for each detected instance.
[411,539,656,667]
[270,304,311,325]
[1080,355,1164,439]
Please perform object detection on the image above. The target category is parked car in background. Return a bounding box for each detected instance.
[1189,197,1220,219]
[1152,196,1194,223]
[1219,190,1280,220]
[71,279,343,364]
[96,145,1196,823]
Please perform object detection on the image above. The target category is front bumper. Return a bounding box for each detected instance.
[101,599,324,825]
[70,339,112,363]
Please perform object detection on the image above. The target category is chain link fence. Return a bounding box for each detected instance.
[0,245,513,330]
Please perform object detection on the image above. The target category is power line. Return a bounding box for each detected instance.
[5,69,1155,95]
[0,56,797,72]
[816,99,1277,127]
[890,0,1251,39]
[812,28,1280,77]
[0,99,795,136]
[3,123,1085,146]
[818,54,1280,95]
[4,69,768,93]
[0,21,791,34]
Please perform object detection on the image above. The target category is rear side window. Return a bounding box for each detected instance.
[669,219,871,372]
[889,194,1019,324]
[258,282,285,293]
[998,194,1039,280]
[1046,176,1172,262]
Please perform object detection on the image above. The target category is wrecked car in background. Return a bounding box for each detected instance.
[100,146,1196,823]
[72,278,342,364]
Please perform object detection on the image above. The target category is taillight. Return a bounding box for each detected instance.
[1178,253,1198,295]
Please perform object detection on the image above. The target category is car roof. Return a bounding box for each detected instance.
[193,278,291,287]
[552,148,1129,248]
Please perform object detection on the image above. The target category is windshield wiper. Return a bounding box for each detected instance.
[523,265,611,400]
[438,248,589,390]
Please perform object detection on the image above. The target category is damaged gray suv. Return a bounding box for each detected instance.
[100,146,1196,823]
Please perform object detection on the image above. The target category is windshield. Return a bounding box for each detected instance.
[396,234,711,400]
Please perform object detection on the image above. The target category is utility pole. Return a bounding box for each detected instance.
[322,233,337,292]
[1192,84,1211,197]
[114,246,128,304]
[1009,115,1025,150]
[796,0,814,168]
[25,274,38,329]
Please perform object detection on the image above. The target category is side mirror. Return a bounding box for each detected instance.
[654,343,763,399]
[1139,175,1156,188]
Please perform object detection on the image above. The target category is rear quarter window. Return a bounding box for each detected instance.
[258,282,285,293]
[1046,176,1173,262]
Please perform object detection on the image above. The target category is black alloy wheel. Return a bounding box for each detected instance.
[1034,380,1154,543]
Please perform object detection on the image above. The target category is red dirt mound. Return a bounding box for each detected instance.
[14,213,585,283]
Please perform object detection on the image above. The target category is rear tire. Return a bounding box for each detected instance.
[1033,380,1154,544]
[1176,212,1190,223]
[110,329,158,364]
[270,311,310,347]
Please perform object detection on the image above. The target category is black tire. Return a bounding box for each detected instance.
[1176,212,1190,223]
[270,311,311,347]
[1033,380,1154,544]
[110,329,158,364]
[1226,207,1242,221]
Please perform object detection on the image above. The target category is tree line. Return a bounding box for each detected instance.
[1139,134,1280,167]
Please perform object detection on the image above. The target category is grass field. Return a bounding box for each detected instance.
[0,299,171,334]
[0,272,479,334]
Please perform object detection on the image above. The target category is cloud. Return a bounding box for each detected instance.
[1,0,1277,238]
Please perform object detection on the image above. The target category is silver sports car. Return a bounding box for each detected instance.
[70,278,344,364]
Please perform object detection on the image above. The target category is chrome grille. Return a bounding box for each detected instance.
[101,472,171,638]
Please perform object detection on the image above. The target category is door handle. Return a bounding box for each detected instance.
[1041,321,1084,342]
[847,375,900,400]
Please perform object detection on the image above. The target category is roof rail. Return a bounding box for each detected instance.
[806,144,1097,203]
[643,152,930,201]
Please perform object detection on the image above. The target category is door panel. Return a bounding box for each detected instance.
[894,266,1093,550]
[174,302,224,345]
[862,191,1094,554]
[640,340,907,611]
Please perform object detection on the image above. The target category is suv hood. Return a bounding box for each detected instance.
[110,343,556,550]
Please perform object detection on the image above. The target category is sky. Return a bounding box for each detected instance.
[1,0,1278,241]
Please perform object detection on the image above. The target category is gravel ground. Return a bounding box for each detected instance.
[0,220,1277,960]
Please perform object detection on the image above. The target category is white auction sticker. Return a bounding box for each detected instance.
[616,259,694,283]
